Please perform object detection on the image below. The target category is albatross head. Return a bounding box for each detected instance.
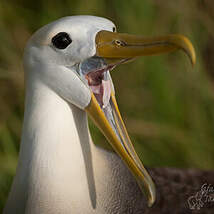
[23,15,195,207]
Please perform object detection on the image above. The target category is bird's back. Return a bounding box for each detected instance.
[95,147,214,214]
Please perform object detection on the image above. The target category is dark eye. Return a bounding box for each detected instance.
[112,27,116,32]
[52,32,72,49]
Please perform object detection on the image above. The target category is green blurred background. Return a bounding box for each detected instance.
[1,0,214,211]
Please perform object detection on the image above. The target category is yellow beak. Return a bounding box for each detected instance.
[96,30,196,66]
[85,30,196,207]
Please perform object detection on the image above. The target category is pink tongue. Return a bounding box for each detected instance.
[102,80,111,108]
[90,80,111,108]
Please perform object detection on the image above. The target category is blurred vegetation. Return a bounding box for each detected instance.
[0,0,214,211]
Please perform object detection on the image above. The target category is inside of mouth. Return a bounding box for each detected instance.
[78,56,113,109]
[78,56,129,151]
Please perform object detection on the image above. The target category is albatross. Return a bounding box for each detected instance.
[4,15,196,214]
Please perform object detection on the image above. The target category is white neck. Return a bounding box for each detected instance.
[4,75,139,214]
[4,75,100,213]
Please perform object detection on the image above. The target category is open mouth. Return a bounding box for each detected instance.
[77,56,156,207]
[78,56,126,109]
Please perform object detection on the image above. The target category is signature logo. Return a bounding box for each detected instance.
[188,183,214,210]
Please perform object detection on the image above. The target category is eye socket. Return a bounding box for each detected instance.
[112,27,116,32]
[52,32,72,49]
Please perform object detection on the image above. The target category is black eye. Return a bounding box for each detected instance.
[52,32,72,49]
[112,27,116,32]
